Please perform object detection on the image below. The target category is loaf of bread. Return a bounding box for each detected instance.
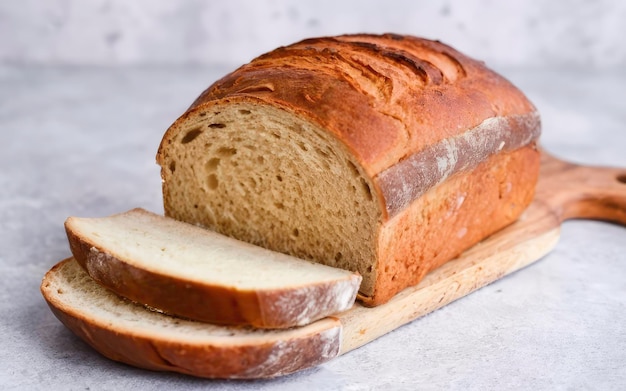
[65,208,361,328]
[157,33,541,305]
[41,258,342,378]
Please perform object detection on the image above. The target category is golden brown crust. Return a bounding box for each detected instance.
[46,304,340,378]
[65,214,359,329]
[165,34,536,177]
[362,144,540,305]
[41,258,343,379]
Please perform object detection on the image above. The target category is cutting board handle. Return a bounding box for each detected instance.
[537,150,626,225]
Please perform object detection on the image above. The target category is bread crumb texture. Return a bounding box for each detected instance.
[160,104,381,295]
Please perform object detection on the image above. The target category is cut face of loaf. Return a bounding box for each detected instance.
[65,208,361,328]
[160,105,382,296]
[157,34,541,305]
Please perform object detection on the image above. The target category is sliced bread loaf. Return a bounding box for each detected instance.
[156,33,541,305]
[65,208,361,328]
[41,258,342,378]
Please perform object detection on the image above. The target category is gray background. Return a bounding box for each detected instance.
[2,1,626,390]
[2,0,626,70]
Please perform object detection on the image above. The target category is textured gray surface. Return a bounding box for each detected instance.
[1,66,626,390]
[3,0,626,69]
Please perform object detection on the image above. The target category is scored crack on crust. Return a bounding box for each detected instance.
[173,33,538,177]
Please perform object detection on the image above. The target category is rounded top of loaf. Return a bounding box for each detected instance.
[163,33,537,176]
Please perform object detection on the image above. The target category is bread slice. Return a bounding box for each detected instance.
[41,258,342,379]
[156,34,541,305]
[65,208,361,328]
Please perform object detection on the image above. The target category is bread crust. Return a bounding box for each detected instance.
[159,34,537,178]
[364,144,540,305]
[65,209,360,329]
[41,258,342,379]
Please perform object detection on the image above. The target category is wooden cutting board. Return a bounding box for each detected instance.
[47,151,626,379]
[338,150,626,354]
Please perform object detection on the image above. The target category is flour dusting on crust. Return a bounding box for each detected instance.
[376,112,540,217]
